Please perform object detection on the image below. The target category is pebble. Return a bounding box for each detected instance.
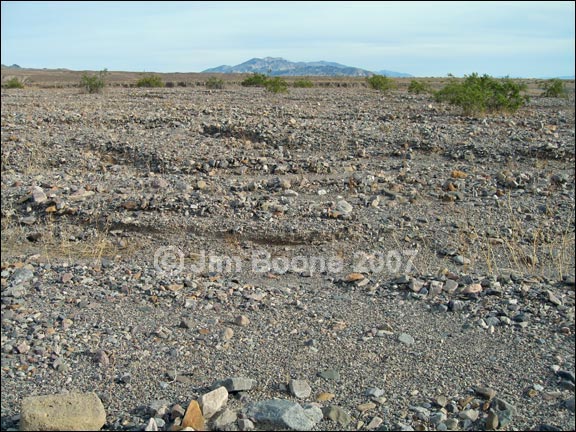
[182,400,205,431]
[398,333,415,345]
[318,369,340,381]
[322,405,351,427]
[289,379,312,399]
[235,315,251,326]
[217,377,257,392]
[366,416,383,429]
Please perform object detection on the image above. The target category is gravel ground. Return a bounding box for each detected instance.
[1,85,575,431]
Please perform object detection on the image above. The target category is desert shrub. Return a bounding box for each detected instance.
[241,73,268,87]
[206,77,225,89]
[541,79,567,98]
[408,80,431,94]
[136,74,164,88]
[4,77,25,89]
[366,74,396,92]
[265,77,289,94]
[293,79,314,88]
[434,73,528,115]
[80,69,107,94]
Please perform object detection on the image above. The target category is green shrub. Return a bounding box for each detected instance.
[80,69,107,94]
[434,73,528,115]
[4,77,25,89]
[265,77,289,94]
[541,79,567,98]
[206,77,225,89]
[407,80,431,94]
[241,73,268,87]
[366,74,396,92]
[136,74,164,88]
[293,79,314,88]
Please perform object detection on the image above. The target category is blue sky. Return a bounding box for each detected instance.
[1,1,574,77]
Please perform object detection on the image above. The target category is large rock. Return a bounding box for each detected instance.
[20,392,106,431]
[199,386,228,419]
[247,399,319,431]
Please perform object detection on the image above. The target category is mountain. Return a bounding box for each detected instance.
[203,57,411,77]
[1,64,22,69]
[375,69,413,78]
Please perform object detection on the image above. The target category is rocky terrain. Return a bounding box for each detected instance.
[1,82,575,431]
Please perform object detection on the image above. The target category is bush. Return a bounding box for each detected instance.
[136,74,164,88]
[293,79,314,88]
[4,77,24,89]
[434,73,528,115]
[366,74,396,92]
[241,73,268,87]
[206,77,225,89]
[407,80,431,94]
[541,79,567,98]
[80,69,107,94]
[265,77,289,94]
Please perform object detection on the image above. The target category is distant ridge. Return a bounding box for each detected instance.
[203,57,412,77]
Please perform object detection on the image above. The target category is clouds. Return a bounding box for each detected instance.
[1,1,574,77]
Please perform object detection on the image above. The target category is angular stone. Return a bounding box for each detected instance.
[398,333,415,345]
[475,386,497,400]
[20,392,106,431]
[289,379,312,399]
[565,397,575,413]
[247,399,318,430]
[323,405,351,427]
[211,408,237,429]
[199,386,228,419]
[302,404,323,425]
[31,186,47,204]
[144,417,158,431]
[443,279,459,294]
[462,283,482,294]
[335,200,353,214]
[182,400,205,431]
[486,409,499,430]
[318,369,340,381]
[235,315,250,326]
[316,392,335,402]
[216,377,257,392]
[459,409,479,421]
[344,273,364,282]
[367,416,383,430]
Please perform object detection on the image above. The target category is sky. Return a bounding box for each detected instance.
[1,1,574,77]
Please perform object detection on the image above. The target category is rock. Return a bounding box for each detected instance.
[93,350,110,367]
[235,315,250,326]
[147,400,170,417]
[366,388,385,398]
[216,377,257,393]
[289,379,312,399]
[20,392,106,431]
[182,400,205,431]
[434,395,448,408]
[459,409,479,422]
[453,255,470,265]
[565,397,575,413]
[316,392,335,402]
[199,386,228,419]
[221,327,234,340]
[238,418,255,430]
[10,267,34,285]
[151,177,169,189]
[335,200,353,215]
[247,399,319,430]
[429,412,447,426]
[144,417,158,431]
[366,416,383,430]
[344,272,365,282]
[398,333,415,345]
[318,369,340,381]
[357,402,376,412]
[443,279,459,294]
[31,186,47,203]
[461,283,482,294]
[475,386,497,400]
[486,409,499,430]
[556,370,575,383]
[322,405,351,426]
[409,278,425,292]
[211,408,237,429]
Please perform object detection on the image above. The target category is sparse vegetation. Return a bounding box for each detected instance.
[241,73,269,87]
[3,77,25,89]
[206,77,225,89]
[366,74,396,92]
[293,79,314,88]
[541,78,567,98]
[136,74,164,88]
[80,69,107,94]
[407,80,431,94]
[264,77,289,94]
[434,73,528,115]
